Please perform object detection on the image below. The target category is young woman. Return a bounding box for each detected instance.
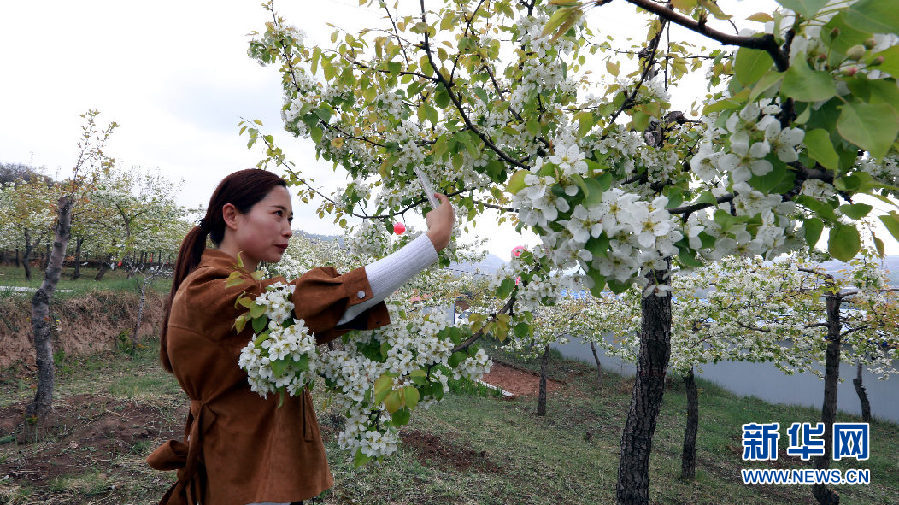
[147,169,454,505]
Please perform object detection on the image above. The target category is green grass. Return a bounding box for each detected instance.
[0,264,172,300]
[1,336,897,505]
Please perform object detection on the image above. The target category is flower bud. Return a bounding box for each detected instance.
[817,53,827,61]
[846,44,866,60]
[871,55,884,66]
[864,38,876,50]
[843,66,858,77]
[829,27,840,39]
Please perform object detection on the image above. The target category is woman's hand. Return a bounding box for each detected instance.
[425,193,455,252]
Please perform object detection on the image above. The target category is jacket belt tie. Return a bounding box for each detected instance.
[146,399,216,505]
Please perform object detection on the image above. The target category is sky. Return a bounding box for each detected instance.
[1,0,897,259]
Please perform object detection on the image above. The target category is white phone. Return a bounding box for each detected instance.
[413,166,440,209]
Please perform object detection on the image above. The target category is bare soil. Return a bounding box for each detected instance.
[480,361,563,397]
[0,393,185,487]
[0,291,165,368]
[399,430,503,474]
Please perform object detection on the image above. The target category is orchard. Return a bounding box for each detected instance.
[239,0,898,504]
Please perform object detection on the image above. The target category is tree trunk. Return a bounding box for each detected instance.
[72,237,84,280]
[95,254,111,281]
[23,232,33,281]
[681,367,698,480]
[25,195,74,431]
[813,293,842,505]
[852,362,871,423]
[132,277,150,348]
[617,266,672,505]
[590,341,603,387]
[43,243,51,270]
[537,344,549,416]
[15,248,20,267]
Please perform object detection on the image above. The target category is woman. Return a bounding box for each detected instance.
[147,169,454,505]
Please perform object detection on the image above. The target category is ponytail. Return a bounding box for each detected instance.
[158,168,287,372]
[160,224,209,372]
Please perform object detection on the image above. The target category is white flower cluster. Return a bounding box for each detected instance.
[237,284,492,461]
[347,218,391,260]
[691,99,804,192]
[238,283,317,397]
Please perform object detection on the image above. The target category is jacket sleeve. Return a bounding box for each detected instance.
[291,265,391,344]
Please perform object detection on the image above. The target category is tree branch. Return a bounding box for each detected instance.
[617,0,788,71]
[419,0,529,170]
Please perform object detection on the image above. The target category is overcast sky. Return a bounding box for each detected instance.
[2,0,896,258]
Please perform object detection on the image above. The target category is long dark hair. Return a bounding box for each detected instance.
[160,169,287,372]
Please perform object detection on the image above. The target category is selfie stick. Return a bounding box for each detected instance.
[413,166,440,209]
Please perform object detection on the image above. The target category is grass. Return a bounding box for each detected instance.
[1,335,897,504]
[0,265,172,300]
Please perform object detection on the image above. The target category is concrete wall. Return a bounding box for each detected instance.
[552,336,899,424]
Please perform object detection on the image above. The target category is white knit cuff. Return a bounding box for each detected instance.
[336,233,438,326]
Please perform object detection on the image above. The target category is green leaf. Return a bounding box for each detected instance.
[251,315,267,333]
[448,351,467,368]
[425,104,439,124]
[586,234,610,259]
[803,129,840,170]
[314,107,332,123]
[271,358,291,378]
[842,0,899,35]
[695,191,717,205]
[587,269,606,296]
[409,369,428,386]
[874,236,885,257]
[391,407,411,426]
[748,71,784,102]
[827,223,861,261]
[777,0,828,19]
[734,47,773,86]
[607,279,630,294]
[837,101,899,159]
[838,203,872,219]
[485,160,506,183]
[583,177,605,206]
[496,277,515,299]
[748,162,792,194]
[879,212,899,241]
[506,169,528,195]
[384,389,403,414]
[403,386,420,410]
[434,87,450,108]
[474,87,489,104]
[310,126,323,144]
[526,116,540,135]
[795,195,838,222]
[374,373,393,397]
[678,249,704,268]
[871,45,899,79]
[513,322,530,339]
[781,55,837,103]
[354,448,371,467]
[576,111,594,137]
[804,217,824,247]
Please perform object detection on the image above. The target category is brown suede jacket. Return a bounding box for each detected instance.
[147,249,390,505]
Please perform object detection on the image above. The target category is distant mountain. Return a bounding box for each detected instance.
[294,229,507,275]
[448,254,505,276]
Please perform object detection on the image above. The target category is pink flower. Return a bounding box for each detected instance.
[511,245,526,257]
[393,222,406,235]
[514,276,521,286]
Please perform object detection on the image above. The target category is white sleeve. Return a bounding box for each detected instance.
[336,233,439,326]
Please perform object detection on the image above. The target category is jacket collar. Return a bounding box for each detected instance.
[199,249,244,271]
